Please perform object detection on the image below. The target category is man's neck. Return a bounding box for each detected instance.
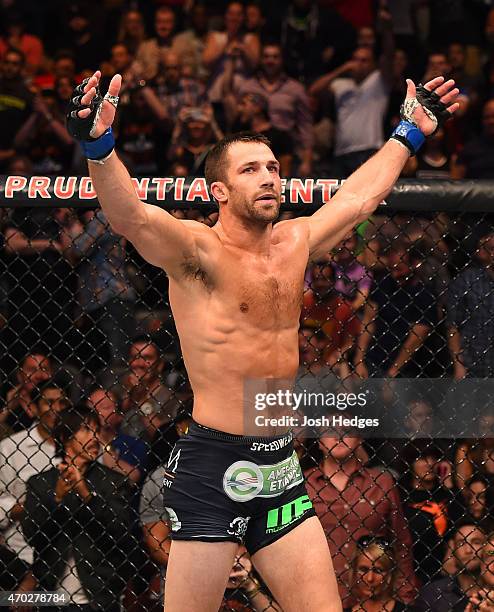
[36,422,54,445]
[260,73,282,86]
[214,216,273,255]
[321,456,359,481]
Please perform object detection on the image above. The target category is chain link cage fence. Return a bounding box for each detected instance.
[0,177,493,611]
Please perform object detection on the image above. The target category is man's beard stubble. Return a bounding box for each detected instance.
[233,191,281,225]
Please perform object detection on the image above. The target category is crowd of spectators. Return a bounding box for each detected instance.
[2,0,494,610]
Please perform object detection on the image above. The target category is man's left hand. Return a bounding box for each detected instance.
[404,76,459,136]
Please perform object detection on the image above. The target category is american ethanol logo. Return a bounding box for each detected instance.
[223,452,303,502]
[223,461,264,501]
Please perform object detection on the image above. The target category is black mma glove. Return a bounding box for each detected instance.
[66,78,119,161]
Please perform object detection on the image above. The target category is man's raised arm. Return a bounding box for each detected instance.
[66,71,206,277]
[306,76,459,261]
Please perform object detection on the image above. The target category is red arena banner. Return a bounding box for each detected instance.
[0,175,493,211]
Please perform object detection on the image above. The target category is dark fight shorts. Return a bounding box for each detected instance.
[162,421,316,554]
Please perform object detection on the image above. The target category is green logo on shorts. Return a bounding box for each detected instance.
[265,495,313,533]
[223,452,303,502]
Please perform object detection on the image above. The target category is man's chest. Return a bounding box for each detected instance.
[223,259,306,324]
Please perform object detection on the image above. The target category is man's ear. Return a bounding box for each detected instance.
[210,181,228,203]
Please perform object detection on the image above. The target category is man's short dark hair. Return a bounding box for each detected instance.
[204,132,271,187]
[129,334,158,353]
[55,404,99,447]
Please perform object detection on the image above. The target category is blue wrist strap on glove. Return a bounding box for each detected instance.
[390,120,425,156]
[80,127,115,160]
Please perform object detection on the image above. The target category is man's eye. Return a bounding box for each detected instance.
[243,167,254,173]
[268,166,279,173]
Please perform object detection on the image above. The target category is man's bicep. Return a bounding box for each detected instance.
[307,198,361,260]
[128,203,199,274]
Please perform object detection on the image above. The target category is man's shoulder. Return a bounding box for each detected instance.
[1,426,36,450]
[330,77,354,94]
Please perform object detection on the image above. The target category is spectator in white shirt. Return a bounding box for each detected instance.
[0,380,68,591]
[309,8,395,177]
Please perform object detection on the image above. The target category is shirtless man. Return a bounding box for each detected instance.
[66,71,459,612]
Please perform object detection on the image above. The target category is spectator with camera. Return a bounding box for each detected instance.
[416,520,486,611]
[2,352,53,433]
[0,380,68,592]
[22,404,139,610]
[88,386,147,484]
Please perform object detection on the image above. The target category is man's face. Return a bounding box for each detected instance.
[357,26,375,49]
[387,249,410,280]
[427,54,450,78]
[405,401,433,435]
[54,58,75,78]
[454,526,485,572]
[334,233,357,262]
[261,46,283,78]
[246,4,263,31]
[448,44,465,70]
[111,45,131,72]
[18,354,52,391]
[351,48,375,82]
[412,455,437,486]
[129,341,162,383]
[37,388,68,430]
[162,54,181,85]
[225,2,244,32]
[3,52,23,80]
[237,94,257,124]
[56,77,74,102]
[466,482,488,520]
[125,11,144,36]
[186,120,208,142]
[155,9,175,39]
[66,419,100,465]
[310,263,333,298]
[219,142,281,224]
[319,432,361,462]
[89,389,121,430]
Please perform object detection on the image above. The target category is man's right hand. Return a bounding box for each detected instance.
[67,70,121,140]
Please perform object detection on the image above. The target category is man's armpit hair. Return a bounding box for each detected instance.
[181,257,213,291]
[205,132,271,187]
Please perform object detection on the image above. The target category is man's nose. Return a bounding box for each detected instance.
[260,169,274,187]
